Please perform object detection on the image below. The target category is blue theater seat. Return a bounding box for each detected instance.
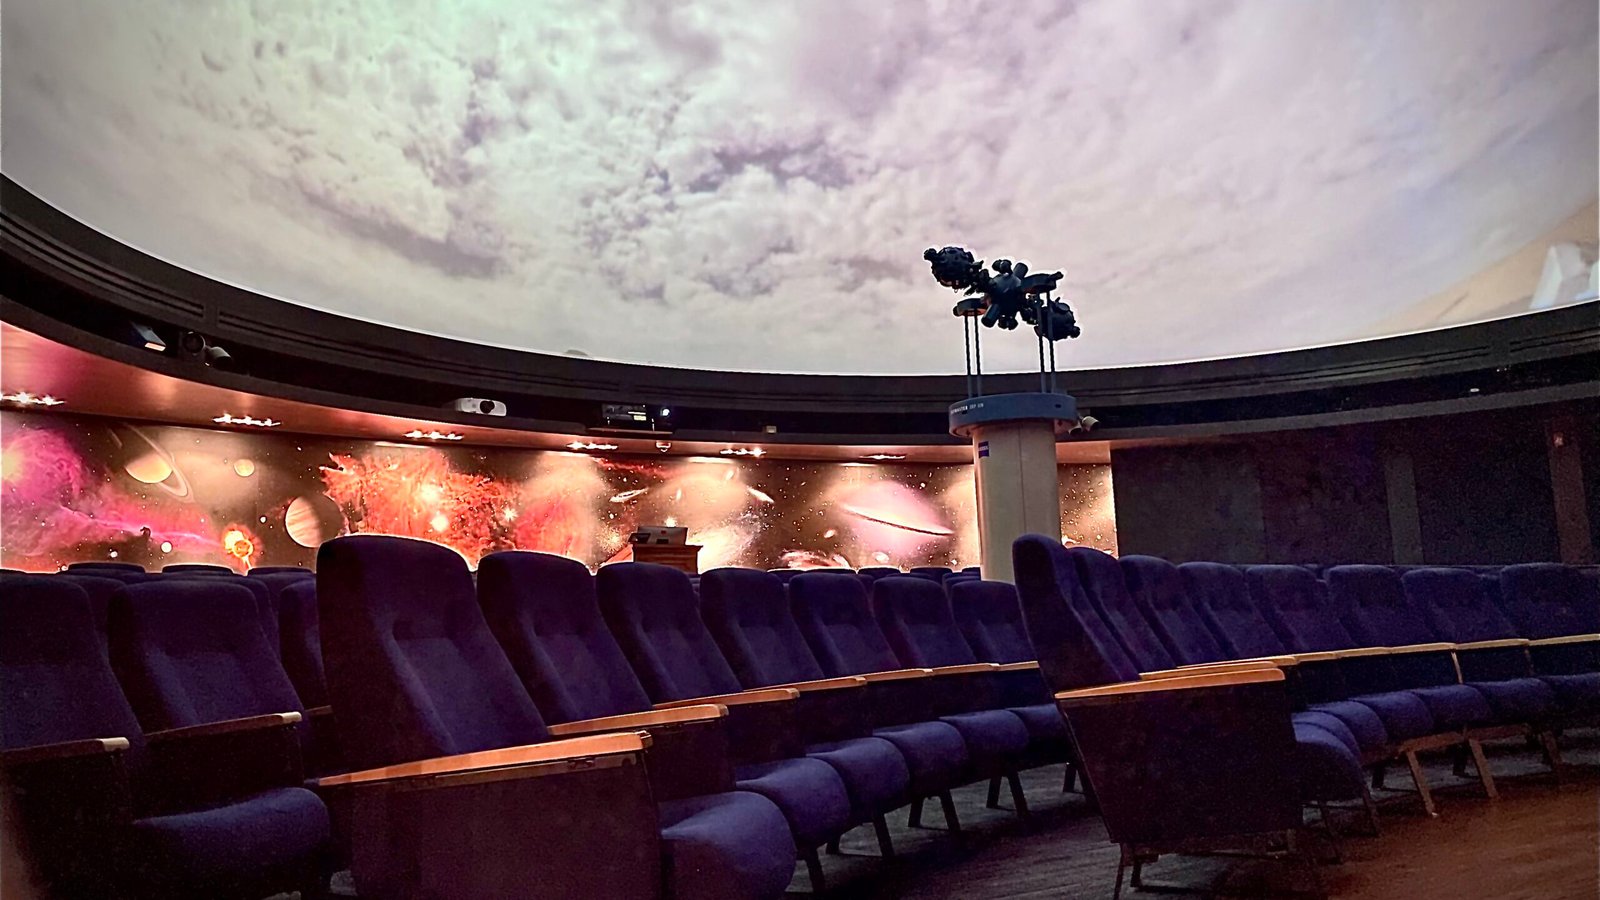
[1496,564,1600,712]
[1010,538,1326,896]
[0,575,331,899]
[857,566,902,581]
[1248,566,1502,734]
[1118,555,1231,666]
[793,572,1035,816]
[276,581,328,709]
[66,561,147,576]
[872,576,1057,811]
[1400,568,1572,730]
[164,571,280,660]
[1063,553,1372,807]
[699,566,971,832]
[56,572,124,650]
[595,561,900,866]
[317,536,795,900]
[161,564,237,576]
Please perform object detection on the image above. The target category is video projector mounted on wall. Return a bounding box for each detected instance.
[594,402,674,435]
[449,398,507,416]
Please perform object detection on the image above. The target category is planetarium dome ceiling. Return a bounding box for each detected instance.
[3,0,1595,374]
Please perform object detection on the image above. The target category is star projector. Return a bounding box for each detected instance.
[923,246,1081,397]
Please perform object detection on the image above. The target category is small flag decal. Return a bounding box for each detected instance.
[977,441,989,459]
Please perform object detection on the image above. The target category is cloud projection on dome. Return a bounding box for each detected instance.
[3,0,1596,374]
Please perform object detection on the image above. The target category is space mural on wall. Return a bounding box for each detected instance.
[0,411,1116,573]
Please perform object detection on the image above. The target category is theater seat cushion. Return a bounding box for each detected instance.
[1468,678,1559,722]
[869,721,970,795]
[1292,723,1367,802]
[123,787,330,895]
[1349,692,1437,740]
[1541,673,1600,713]
[1006,703,1072,752]
[1306,700,1392,752]
[732,758,853,848]
[1406,684,1495,730]
[658,792,797,900]
[938,709,1030,770]
[802,736,911,821]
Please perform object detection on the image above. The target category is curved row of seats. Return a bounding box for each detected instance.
[5,548,1592,898]
[1009,537,1599,895]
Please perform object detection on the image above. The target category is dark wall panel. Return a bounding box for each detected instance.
[1255,433,1391,565]
[1409,418,1560,564]
[1111,444,1264,564]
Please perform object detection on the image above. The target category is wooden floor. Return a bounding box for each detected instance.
[325,731,1599,899]
[805,732,1600,899]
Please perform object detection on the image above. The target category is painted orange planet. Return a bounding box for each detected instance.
[284,494,343,548]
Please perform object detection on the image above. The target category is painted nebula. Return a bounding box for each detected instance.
[0,411,1116,571]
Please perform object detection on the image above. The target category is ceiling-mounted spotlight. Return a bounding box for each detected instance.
[405,429,464,441]
[863,453,907,461]
[568,441,619,451]
[719,447,766,457]
[127,322,167,352]
[655,441,673,452]
[213,413,280,428]
[178,331,239,370]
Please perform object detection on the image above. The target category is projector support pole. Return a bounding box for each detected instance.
[949,393,1079,582]
[963,317,975,399]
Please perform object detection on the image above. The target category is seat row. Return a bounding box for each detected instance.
[313,537,1088,898]
[1007,537,1599,895]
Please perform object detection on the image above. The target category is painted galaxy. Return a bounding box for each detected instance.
[0,411,1116,572]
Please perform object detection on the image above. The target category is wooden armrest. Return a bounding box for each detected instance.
[1529,634,1600,647]
[765,676,867,693]
[1179,655,1298,668]
[1384,642,1456,655]
[1453,638,1530,651]
[317,732,651,789]
[147,712,302,744]
[1057,668,1285,704]
[305,705,333,718]
[929,663,1001,677]
[1334,646,1394,659]
[996,661,1040,673]
[861,668,935,682]
[547,705,725,737]
[1291,651,1341,663]
[1141,661,1279,680]
[654,688,799,711]
[1,737,130,767]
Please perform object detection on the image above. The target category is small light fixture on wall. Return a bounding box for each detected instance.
[405,429,464,441]
[862,453,907,461]
[720,447,766,457]
[1,391,65,407]
[213,413,280,428]
[568,441,620,451]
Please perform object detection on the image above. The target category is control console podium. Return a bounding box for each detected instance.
[631,543,702,574]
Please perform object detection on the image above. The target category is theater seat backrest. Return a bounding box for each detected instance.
[1069,547,1175,670]
[1011,535,1140,690]
[108,580,304,732]
[478,551,653,722]
[699,568,826,687]
[1403,568,1519,643]
[790,573,901,677]
[0,576,148,766]
[1326,565,1436,647]
[1498,563,1598,638]
[949,580,1035,664]
[1119,555,1227,665]
[278,581,327,707]
[1246,565,1355,653]
[317,535,550,768]
[871,576,976,668]
[56,573,124,651]
[166,572,280,658]
[1179,562,1287,659]
[596,562,744,703]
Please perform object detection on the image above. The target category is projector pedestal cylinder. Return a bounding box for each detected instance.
[950,393,1079,583]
